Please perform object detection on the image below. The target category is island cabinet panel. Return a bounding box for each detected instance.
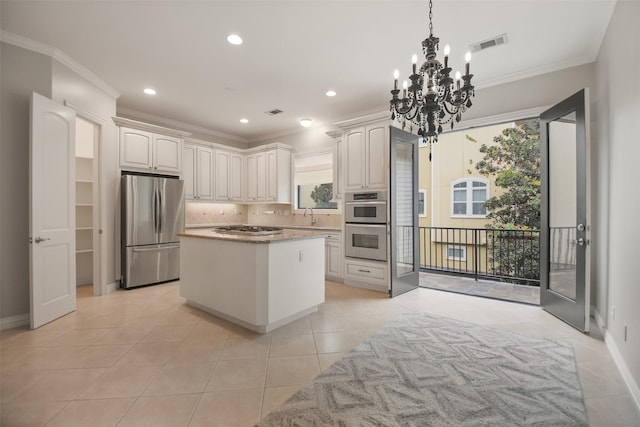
[179,234,325,333]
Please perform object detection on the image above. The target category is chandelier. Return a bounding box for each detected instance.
[389,0,475,160]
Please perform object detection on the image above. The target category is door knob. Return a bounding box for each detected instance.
[577,238,585,246]
[34,237,50,243]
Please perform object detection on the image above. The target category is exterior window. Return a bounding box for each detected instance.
[451,178,488,217]
[418,189,427,217]
[447,245,467,261]
[294,151,338,211]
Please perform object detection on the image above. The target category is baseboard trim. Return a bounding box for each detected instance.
[604,331,640,412]
[0,313,29,330]
[106,281,118,294]
[593,307,606,333]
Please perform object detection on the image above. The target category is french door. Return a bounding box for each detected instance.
[389,127,419,297]
[540,89,590,332]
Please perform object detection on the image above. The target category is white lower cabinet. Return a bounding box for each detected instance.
[325,232,343,281]
[344,258,388,292]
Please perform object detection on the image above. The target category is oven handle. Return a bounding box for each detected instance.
[345,223,387,228]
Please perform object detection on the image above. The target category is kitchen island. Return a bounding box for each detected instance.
[178,227,325,333]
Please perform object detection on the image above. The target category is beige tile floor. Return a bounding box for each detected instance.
[1,278,639,427]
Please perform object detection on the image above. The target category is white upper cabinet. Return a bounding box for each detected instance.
[119,125,183,174]
[215,149,244,202]
[246,147,291,203]
[343,123,388,191]
[246,152,266,201]
[266,149,291,202]
[333,138,343,201]
[183,143,213,201]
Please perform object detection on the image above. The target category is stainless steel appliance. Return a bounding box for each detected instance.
[121,174,184,289]
[345,191,387,224]
[345,191,388,262]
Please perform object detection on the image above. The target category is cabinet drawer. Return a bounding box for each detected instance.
[345,261,385,280]
[325,232,342,242]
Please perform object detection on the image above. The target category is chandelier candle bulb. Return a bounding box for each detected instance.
[465,51,472,75]
[394,70,399,89]
[412,54,418,73]
[444,44,450,68]
[402,80,408,98]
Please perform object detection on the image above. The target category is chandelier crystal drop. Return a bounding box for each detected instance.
[389,0,475,160]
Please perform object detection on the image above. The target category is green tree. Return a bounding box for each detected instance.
[472,119,541,229]
[310,183,336,208]
[470,119,541,285]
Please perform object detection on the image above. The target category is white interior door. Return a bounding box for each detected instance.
[30,92,77,329]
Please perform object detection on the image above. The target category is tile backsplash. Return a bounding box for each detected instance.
[185,202,343,228]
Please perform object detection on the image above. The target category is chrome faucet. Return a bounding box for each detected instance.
[304,207,317,226]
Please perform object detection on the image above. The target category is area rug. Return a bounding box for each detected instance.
[258,313,588,426]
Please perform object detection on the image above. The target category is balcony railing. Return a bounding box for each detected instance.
[416,226,575,286]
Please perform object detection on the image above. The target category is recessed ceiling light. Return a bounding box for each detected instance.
[143,88,156,95]
[299,118,313,128]
[326,90,337,97]
[227,34,243,45]
[240,118,249,124]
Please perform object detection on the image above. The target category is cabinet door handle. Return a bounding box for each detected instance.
[34,237,50,243]
[358,269,370,273]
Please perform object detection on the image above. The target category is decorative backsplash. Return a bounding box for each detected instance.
[185,202,342,228]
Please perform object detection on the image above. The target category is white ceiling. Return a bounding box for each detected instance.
[1,1,616,144]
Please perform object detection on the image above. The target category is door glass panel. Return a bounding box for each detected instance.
[394,141,414,276]
[548,112,577,300]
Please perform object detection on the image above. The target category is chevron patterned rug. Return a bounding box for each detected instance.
[258,313,588,426]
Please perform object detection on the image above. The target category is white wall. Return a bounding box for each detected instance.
[595,0,640,398]
[0,43,52,321]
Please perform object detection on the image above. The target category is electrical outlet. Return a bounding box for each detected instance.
[299,250,304,262]
[624,325,628,342]
[612,306,616,321]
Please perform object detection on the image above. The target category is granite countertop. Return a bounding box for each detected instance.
[179,228,329,244]
[185,223,342,232]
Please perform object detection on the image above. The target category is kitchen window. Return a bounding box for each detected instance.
[293,150,338,212]
[451,178,489,217]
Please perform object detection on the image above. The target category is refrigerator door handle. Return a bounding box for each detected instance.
[158,186,163,235]
[153,186,159,236]
[132,245,178,253]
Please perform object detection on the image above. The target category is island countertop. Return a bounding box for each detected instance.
[179,228,327,244]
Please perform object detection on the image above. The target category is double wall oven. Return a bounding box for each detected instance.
[344,191,387,262]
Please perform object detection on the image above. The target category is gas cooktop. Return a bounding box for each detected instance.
[214,225,284,236]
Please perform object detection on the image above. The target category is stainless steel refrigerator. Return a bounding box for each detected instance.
[121,174,184,289]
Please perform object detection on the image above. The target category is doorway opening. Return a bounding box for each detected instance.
[417,118,542,305]
[74,116,101,297]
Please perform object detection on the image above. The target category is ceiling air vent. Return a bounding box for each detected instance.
[265,108,284,116]
[469,33,508,53]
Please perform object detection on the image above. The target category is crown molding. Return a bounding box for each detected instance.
[1,30,120,99]
[474,54,596,90]
[334,110,390,130]
[117,107,248,146]
[112,116,192,138]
